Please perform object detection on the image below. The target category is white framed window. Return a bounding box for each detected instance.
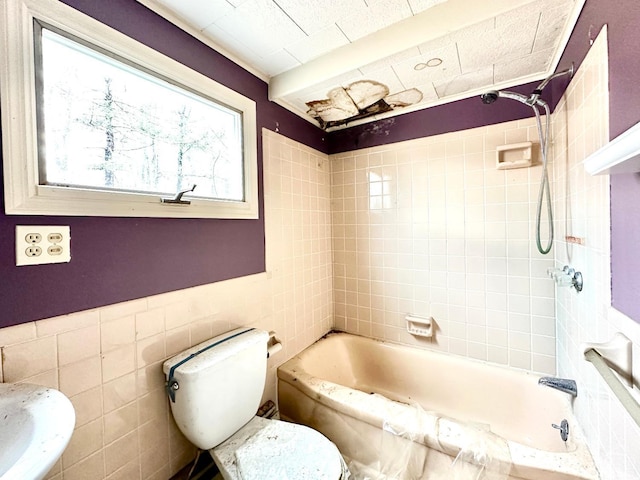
[1,0,258,219]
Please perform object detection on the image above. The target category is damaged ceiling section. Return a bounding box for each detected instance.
[267,0,583,130]
[306,80,422,129]
[149,0,585,130]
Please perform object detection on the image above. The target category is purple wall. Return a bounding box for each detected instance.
[557,0,640,322]
[0,0,326,328]
[604,2,640,322]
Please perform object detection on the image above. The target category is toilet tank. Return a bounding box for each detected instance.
[163,328,269,450]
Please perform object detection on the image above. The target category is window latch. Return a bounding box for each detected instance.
[161,184,197,205]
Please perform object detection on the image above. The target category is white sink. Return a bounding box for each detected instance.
[0,383,75,480]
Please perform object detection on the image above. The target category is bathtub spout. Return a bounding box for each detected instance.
[538,377,577,397]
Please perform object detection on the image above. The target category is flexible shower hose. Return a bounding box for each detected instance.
[533,102,553,255]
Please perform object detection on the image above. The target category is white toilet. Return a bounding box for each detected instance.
[163,327,349,480]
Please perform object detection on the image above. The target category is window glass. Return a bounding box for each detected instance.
[38,27,244,201]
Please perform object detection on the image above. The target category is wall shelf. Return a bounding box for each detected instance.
[496,142,533,170]
[584,120,640,175]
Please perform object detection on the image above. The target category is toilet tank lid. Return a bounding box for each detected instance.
[163,328,268,378]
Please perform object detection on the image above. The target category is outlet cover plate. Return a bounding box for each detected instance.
[16,225,71,266]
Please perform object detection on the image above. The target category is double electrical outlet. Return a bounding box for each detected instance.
[16,225,71,266]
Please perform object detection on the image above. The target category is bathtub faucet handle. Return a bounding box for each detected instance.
[552,419,569,442]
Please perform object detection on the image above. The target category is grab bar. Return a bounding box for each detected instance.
[584,337,640,428]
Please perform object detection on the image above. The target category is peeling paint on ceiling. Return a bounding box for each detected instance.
[306,80,422,129]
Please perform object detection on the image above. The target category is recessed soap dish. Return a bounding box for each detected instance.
[406,315,433,338]
[496,142,533,170]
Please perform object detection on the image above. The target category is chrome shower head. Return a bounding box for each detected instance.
[480,90,531,105]
[480,91,499,104]
[482,63,574,108]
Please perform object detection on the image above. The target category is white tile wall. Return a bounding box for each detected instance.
[0,128,333,480]
[553,27,640,480]
[330,119,557,373]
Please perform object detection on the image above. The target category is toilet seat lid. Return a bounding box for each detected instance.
[211,416,349,480]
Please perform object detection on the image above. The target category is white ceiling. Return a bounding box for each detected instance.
[139,0,584,130]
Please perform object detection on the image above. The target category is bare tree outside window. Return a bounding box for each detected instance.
[39,28,244,202]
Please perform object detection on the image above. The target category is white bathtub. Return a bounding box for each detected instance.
[277,332,599,480]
